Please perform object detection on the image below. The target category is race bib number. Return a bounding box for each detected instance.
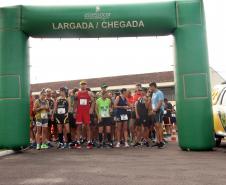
[80,99,87,105]
[164,110,167,115]
[57,108,66,114]
[120,114,128,121]
[100,110,110,118]
[172,114,176,118]
[41,112,48,119]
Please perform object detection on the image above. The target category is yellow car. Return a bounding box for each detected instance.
[212,83,226,146]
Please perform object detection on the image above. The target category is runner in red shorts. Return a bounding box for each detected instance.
[75,81,94,149]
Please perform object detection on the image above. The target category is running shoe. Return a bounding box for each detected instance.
[41,143,49,149]
[87,142,93,149]
[125,142,129,148]
[158,142,166,149]
[64,143,69,149]
[115,142,120,148]
[58,142,64,149]
[75,143,82,149]
[36,144,41,150]
[151,143,160,147]
[30,142,36,149]
[133,142,141,147]
[97,142,103,148]
[108,142,114,148]
[47,142,54,148]
[143,141,149,147]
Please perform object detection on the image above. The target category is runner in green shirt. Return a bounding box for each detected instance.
[95,91,113,148]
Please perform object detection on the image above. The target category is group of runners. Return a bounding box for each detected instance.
[30,81,176,150]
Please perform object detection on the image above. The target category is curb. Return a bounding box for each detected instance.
[0,150,15,157]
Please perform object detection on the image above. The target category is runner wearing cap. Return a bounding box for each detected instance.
[55,87,71,149]
[134,87,151,147]
[96,91,113,148]
[75,81,95,149]
[33,89,49,150]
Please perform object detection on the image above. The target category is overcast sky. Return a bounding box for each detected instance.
[1,0,226,84]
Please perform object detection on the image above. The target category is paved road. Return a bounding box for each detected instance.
[0,142,226,185]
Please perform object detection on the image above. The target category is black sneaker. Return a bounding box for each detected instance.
[108,142,114,148]
[57,142,64,149]
[134,142,141,147]
[143,141,149,147]
[158,142,165,149]
[151,143,159,147]
[97,142,103,148]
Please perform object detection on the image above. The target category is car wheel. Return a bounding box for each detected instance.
[215,137,222,147]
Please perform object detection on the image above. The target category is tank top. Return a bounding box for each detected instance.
[116,95,128,115]
[137,97,148,117]
[35,99,48,120]
[56,97,68,115]
[77,90,91,111]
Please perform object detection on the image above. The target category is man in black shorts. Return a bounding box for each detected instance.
[134,87,151,147]
[96,91,113,148]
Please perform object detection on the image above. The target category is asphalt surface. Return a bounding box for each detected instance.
[0,142,226,185]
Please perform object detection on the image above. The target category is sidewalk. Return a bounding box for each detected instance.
[0,150,15,157]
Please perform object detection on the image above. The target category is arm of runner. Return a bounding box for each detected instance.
[135,101,139,119]
[89,91,95,114]
[154,100,163,112]
[95,100,101,122]
[33,100,40,113]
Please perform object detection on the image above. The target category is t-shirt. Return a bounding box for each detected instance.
[164,102,173,117]
[133,91,142,103]
[96,97,111,118]
[151,90,164,111]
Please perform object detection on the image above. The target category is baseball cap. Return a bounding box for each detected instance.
[80,80,87,85]
[101,83,108,89]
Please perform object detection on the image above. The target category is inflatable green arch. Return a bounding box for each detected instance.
[0,0,214,150]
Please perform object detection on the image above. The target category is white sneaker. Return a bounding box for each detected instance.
[36,144,41,150]
[115,142,120,148]
[125,142,129,148]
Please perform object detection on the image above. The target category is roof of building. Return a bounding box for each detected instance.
[31,71,174,92]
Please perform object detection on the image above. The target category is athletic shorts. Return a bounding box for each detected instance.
[136,116,149,127]
[98,117,112,127]
[48,115,57,127]
[55,114,69,124]
[171,116,176,124]
[153,110,164,125]
[76,110,90,125]
[36,119,48,127]
[148,115,155,126]
[68,112,76,128]
[131,111,136,119]
[163,116,171,125]
[115,114,129,122]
